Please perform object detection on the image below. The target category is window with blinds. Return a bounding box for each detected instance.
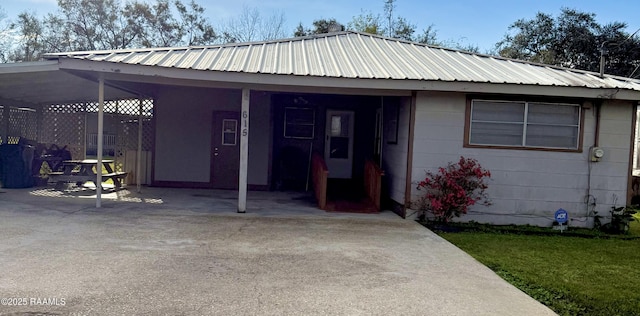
[468,100,581,150]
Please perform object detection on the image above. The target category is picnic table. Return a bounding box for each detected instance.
[48,159,128,190]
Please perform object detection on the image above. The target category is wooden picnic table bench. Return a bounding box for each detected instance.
[48,159,128,190]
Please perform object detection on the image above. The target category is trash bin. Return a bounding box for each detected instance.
[0,144,34,188]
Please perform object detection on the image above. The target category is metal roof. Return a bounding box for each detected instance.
[43,31,640,93]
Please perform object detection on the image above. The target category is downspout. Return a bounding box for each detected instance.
[627,105,639,205]
[594,101,602,147]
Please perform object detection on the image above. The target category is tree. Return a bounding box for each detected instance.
[383,0,395,37]
[600,22,640,78]
[4,0,220,62]
[415,25,439,45]
[174,0,217,46]
[221,6,286,43]
[0,6,17,62]
[41,13,75,53]
[124,0,183,48]
[389,16,415,41]
[495,12,555,63]
[347,10,382,35]
[293,23,306,37]
[9,12,44,62]
[496,8,640,77]
[382,0,416,40]
[294,18,345,36]
[347,0,415,40]
[56,0,139,50]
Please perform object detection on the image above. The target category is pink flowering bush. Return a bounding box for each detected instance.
[414,157,491,223]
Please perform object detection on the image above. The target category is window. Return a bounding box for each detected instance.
[284,107,315,139]
[468,99,581,150]
[222,119,237,146]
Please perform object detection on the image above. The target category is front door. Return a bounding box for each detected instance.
[325,110,354,179]
[211,111,240,189]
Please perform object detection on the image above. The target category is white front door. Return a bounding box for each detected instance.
[325,110,354,179]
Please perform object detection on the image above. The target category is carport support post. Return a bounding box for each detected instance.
[238,88,250,213]
[2,105,8,143]
[96,76,105,208]
[136,97,143,193]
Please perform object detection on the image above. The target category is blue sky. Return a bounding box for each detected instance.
[2,0,640,52]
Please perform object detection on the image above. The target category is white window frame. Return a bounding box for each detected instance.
[468,99,581,150]
[221,119,238,146]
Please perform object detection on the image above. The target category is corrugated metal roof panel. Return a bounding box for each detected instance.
[44,31,640,93]
[174,49,203,69]
[120,51,150,64]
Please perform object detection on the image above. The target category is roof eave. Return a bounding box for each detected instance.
[0,60,60,74]
[55,58,640,101]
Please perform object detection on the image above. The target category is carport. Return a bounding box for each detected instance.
[0,61,153,207]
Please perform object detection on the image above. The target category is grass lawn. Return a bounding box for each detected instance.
[438,217,640,316]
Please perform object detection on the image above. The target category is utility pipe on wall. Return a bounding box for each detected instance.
[594,101,602,147]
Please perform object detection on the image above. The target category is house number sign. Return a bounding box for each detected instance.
[242,110,248,137]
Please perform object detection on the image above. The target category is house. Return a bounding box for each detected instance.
[1,31,639,227]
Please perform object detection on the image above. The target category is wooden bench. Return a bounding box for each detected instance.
[311,153,328,210]
[364,160,384,211]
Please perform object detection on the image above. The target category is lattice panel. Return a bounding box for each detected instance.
[1,99,154,180]
[40,103,87,159]
[8,107,38,142]
[111,99,154,172]
[116,99,153,149]
[0,105,38,144]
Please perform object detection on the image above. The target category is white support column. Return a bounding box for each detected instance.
[136,97,143,193]
[96,76,105,208]
[82,106,88,159]
[238,88,250,213]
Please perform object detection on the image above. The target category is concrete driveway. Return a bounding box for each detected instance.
[0,188,555,315]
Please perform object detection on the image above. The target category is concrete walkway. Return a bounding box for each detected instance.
[0,188,556,315]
